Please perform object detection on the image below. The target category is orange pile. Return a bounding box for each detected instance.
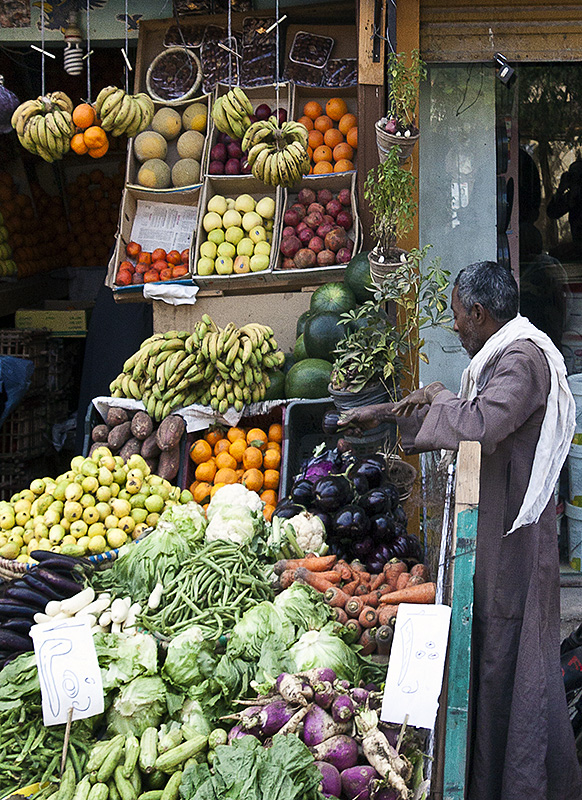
[298,98,358,174]
[189,422,283,520]
[71,103,110,159]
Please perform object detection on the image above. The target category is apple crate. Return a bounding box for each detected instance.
[276,172,361,278]
[206,83,293,178]
[106,185,199,294]
[125,94,212,194]
[192,175,282,287]
[292,85,358,174]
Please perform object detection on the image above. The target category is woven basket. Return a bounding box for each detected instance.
[375,121,419,163]
[386,455,417,502]
[368,248,407,289]
[146,47,202,105]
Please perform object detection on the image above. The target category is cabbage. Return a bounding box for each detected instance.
[227,601,296,661]
[289,626,361,683]
[180,698,212,737]
[273,582,334,633]
[205,484,266,545]
[156,501,207,542]
[94,632,158,691]
[107,675,166,736]
[161,626,217,689]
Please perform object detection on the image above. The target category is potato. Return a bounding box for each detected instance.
[91,424,110,443]
[131,411,154,441]
[156,415,186,452]
[106,407,129,427]
[141,431,161,459]
[107,421,132,451]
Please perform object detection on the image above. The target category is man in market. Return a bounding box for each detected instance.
[337,260,582,800]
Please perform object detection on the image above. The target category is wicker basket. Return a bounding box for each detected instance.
[386,454,417,502]
[368,248,407,289]
[375,121,419,163]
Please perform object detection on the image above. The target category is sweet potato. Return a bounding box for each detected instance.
[395,572,411,591]
[106,407,129,427]
[156,415,186,451]
[131,411,154,441]
[141,432,161,459]
[119,437,142,461]
[107,421,132,451]
[91,424,110,443]
[156,444,180,481]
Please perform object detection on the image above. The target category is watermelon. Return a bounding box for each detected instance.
[344,251,374,304]
[303,311,348,361]
[263,369,285,400]
[310,282,357,314]
[293,334,308,361]
[296,310,312,338]
[285,358,333,399]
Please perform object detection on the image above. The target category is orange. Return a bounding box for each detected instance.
[229,438,247,463]
[307,146,313,161]
[314,115,333,134]
[333,142,354,162]
[88,141,109,159]
[204,428,224,447]
[83,126,107,150]
[268,423,282,443]
[263,469,280,490]
[210,482,226,498]
[263,448,281,470]
[313,145,333,164]
[308,129,324,150]
[303,101,323,120]
[190,439,212,464]
[324,128,344,149]
[193,481,212,504]
[215,451,237,471]
[333,158,355,172]
[214,438,231,455]
[73,103,96,129]
[298,115,314,131]
[246,428,268,450]
[195,461,217,483]
[227,426,246,443]
[338,113,358,135]
[242,446,263,470]
[260,489,278,506]
[263,504,275,522]
[267,440,281,452]
[214,467,238,485]
[313,161,333,174]
[326,97,348,122]
[236,468,244,479]
[242,468,263,493]
[71,133,88,155]
[346,126,358,149]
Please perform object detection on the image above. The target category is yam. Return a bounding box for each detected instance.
[156,444,180,481]
[91,424,110,443]
[141,432,161,459]
[156,415,185,452]
[107,421,132,451]
[143,457,159,474]
[131,411,154,441]
[119,437,142,461]
[106,407,129,427]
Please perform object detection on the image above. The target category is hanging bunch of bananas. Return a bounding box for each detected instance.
[109,316,285,420]
[241,117,310,187]
[11,91,75,162]
[94,86,154,138]
[211,87,253,140]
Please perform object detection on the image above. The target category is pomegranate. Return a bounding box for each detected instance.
[325,226,348,253]
[338,188,351,206]
[317,249,336,267]
[308,236,325,254]
[298,227,315,245]
[316,222,334,239]
[323,214,335,226]
[284,208,301,227]
[281,257,296,269]
[336,247,352,264]
[294,248,317,269]
[298,187,316,206]
[280,235,302,258]
[290,203,306,221]
[317,188,333,206]
[336,209,353,230]
[307,202,325,216]
[325,198,342,219]
[282,226,295,238]
[304,211,324,229]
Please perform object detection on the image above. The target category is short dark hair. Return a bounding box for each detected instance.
[454,261,518,322]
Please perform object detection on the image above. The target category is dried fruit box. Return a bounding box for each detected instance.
[192,175,282,287]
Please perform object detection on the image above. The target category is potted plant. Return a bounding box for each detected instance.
[364,144,417,286]
[376,48,427,162]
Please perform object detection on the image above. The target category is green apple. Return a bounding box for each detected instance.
[235,194,256,214]
[207,195,228,215]
[233,255,251,274]
[249,226,267,243]
[237,237,255,257]
[225,226,244,246]
[255,196,275,220]
[207,228,225,245]
[203,211,223,232]
[200,240,217,259]
[226,197,236,210]
[254,240,271,256]
[242,211,262,231]
[222,209,242,229]
[217,241,236,259]
[250,253,270,272]
[197,257,215,276]
[215,256,234,275]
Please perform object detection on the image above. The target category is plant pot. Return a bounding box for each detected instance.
[386,454,417,502]
[328,380,396,456]
[368,247,407,289]
[375,120,419,163]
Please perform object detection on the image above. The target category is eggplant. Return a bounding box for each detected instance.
[5,585,51,609]
[34,568,84,597]
[312,509,334,536]
[30,551,93,572]
[0,629,33,652]
[273,498,305,520]
[340,765,381,800]
[0,618,34,634]
[382,482,401,511]
[366,560,385,575]
[393,505,408,525]
[333,505,370,539]
[351,473,369,495]
[322,410,341,435]
[352,537,374,560]
[315,476,354,513]
[369,514,396,542]
[303,449,342,483]
[303,705,352,747]
[359,488,392,516]
[290,478,315,507]
[0,600,38,620]
[394,522,407,539]
[389,533,423,562]
[21,572,66,600]
[310,734,359,771]
[353,457,386,489]
[314,762,342,798]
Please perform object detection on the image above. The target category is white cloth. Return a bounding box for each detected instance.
[142,283,199,305]
[458,313,575,534]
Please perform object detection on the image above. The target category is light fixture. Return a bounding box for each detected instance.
[494,53,515,85]
[63,12,83,76]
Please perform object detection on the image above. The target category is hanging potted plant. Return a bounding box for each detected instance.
[376,48,427,163]
[364,144,417,287]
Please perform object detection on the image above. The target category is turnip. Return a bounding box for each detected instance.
[340,765,380,800]
[251,700,296,737]
[331,694,355,722]
[278,703,312,735]
[303,704,352,747]
[276,672,311,705]
[238,705,264,732]
[355,710,412,799]
[350,687,370,708]
[315,761,342,797]
[310,734,359,770]
[313,680,336,709]
[228,725,257,742]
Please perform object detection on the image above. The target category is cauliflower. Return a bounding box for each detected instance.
[205,483,266,545]
[288,512,327,555]
[206,483,263,517]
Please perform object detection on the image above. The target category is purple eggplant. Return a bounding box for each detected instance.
[34,568,83,596]
[369,514,396,542]
[0,629,33,652]
[315,475,354,513]
[340,765,381,800]
[382,483,400,510]
[322,410,341,435]
[353,458,386,489]
[303,704,351,747]
[352,537,374,560]
[314,761,342,798]
[333,505,370,539]
[312,509,334,536]
[331,694,355,722]
[310,734,359,770]
[389,533,423,562]
[313,681,336,709]
[21,572,65,600]
[304,449,343,483]
[393,505,407,526]
[0,601,37,619]
[359,489,392,516]
[0,618,34,634]
[290,478,315,507]
[273,498,306,520]
[5,585,51,609]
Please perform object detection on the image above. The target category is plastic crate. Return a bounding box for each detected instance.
[280,398,339,497]
[0,459,27,501]
[0,329,49,394]
[0,397,49,460]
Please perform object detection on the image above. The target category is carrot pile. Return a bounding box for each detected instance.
[273,554,435,657]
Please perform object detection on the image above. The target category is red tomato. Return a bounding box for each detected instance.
[115,269,132,286]
[131,272,144,284]
[160,267,174,281]
[135,263,149,275]
[119,260,135,274]
[152,248,167,262]
[167,250,181,265]
[126,241,141,258]
[138,251,152,265]
[143,269,160,283]
[172,264,189,278]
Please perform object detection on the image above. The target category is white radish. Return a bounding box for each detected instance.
[122,602,141,632]
[148,582,163,610]
[34,612,55,624]
[60,587,95,616]
[355,710,411,799]
[111,622,122,634]
[110,598,130,624]
[44,600,62,617]
[99,610,112,629]
[75,594,111,618]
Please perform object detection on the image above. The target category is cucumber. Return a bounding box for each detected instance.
[153,734,207,773]
[87,785,109,800]
[113,765,136,800]
[123,734,140,779]
[72,776,92,800]
[96,737,125,783]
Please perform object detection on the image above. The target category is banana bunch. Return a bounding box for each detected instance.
[109,316,285,420]
[241,118,310,187]
[211,87,253,141]
[11,91,75,162]
[94,86,154,138]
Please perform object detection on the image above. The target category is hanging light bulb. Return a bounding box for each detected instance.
[63,13,84,76]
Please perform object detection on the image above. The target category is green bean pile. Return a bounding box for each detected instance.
[137,539,274,640]
[0,703,91,795]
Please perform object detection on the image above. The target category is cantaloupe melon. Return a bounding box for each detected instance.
[152,107,182,140]
[133,131,168,163]
[182,102,207,132]
[137,159,172,189]
[176,130,204,160]
[171,158,201,188]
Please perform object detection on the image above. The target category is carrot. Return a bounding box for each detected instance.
[274,555,337,574]
[279,569,296,589]
[295,568,337,592]
[342,579,359,596]
[332,560,353,582]
[377,605,399,626]
[375,625,394,656]
[383,559,407,588]
[379,582,436,605]
[345,618,362,640]
[324,586,351,608]
[354,583,371,597]
[395,572,411,591]
[376,583,390,593]
[358,571,371,584]
[410,563,430,581]
[358,606,378,628]
[345,596,364,619]
[358,627,377,655]
[358,591,380,608]
[370,572,386,591]
[333,606,348,624]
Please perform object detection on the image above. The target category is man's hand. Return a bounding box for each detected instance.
[391,382,446,417]
[337,403,396,434]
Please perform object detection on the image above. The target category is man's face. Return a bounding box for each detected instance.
[451,286,483,358]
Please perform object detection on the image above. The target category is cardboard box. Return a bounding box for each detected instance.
[15,309,88,337]
[293,84,358,172]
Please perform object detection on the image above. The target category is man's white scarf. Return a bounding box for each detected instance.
[458,313,575,535]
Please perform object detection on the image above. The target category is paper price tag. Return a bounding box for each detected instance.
[380,603,451,730]
[30,617,104,727]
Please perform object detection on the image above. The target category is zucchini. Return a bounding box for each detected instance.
[123,734,140,779]
[87,735,124,774]
[96,736,125,783]
[153,734,207,773]
[56,763,77,800]
[137,793,163,800]
[139,727,158,774]
[87,785,109,800]
[73,776,92,800]
[160,771,182,800]
[113,764,137,800]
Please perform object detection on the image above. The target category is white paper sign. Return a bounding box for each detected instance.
[130,200,197,255]
[30,617,104,726]
[380,603,451,730]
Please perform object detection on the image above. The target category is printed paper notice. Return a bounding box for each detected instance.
[380,603,451,730]
[130,200,197,255]
[30,617,104,727]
